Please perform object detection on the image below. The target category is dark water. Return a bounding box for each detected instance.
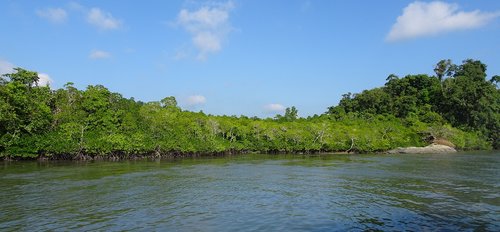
[1,152,499,231]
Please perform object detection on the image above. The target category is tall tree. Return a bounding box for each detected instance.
[160,96,178,108]
[284,106,298,121]
[2,68,39,87]
[434,59,455,81]
[0,68,53,155]
[441,59,499,148]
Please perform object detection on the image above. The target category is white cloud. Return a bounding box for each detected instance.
[89,50,111,59]
[264,103,286,113]
[0,59,15,75]
[68,1,84,11]
[87,7,121,30]
[36,7,68,23]
[37,73,53,87]
[176,1,234,60]
[387,1,500,41]
[186,95,207,106]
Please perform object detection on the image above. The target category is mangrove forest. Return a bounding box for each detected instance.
[1,59,498,160]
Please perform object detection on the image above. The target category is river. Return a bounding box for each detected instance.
[1,152,499,231]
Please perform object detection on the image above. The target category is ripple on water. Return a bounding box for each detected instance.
[0,152,499,231]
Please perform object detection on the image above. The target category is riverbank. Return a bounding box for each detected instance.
[3,150,349,161]
[1,144,465,161]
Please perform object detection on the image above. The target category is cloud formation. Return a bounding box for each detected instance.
[89,50,111,59]
[87,7,121,30]
[387,1,500,41]
[176,1,234,60]
[264,103,286,113]
[36,7,68,23]
[186,95,207,106]
[0,59,15,75]
[37,73,53,86]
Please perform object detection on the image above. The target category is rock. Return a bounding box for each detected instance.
[432,138,456,148]
[387,144,457,154]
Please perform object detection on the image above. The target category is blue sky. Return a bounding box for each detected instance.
[1,0,499,117]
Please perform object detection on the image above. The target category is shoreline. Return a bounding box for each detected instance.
[0,144,470,161]
[2,150,353,161]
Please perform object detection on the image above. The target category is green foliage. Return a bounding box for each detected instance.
[439,60,499,148]
[0,61,497,159]
[160,96,178,109]
[327,59,499,149]
[275,106,299,122]
[2,68,40,87]
[1,68,53,157]
[434,59,456,81]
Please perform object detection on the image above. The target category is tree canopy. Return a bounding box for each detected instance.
[0,59,498,160]
[327,59,499,148]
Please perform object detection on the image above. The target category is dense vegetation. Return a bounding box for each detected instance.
[0,59,498,160]
[327,59,499,149]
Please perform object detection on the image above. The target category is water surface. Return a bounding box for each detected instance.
[1,152,499,231]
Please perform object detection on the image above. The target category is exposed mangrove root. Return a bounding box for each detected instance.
[346,138,355,153]
[2,148,364,161]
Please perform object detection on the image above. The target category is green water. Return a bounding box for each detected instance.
[1,152,499,231]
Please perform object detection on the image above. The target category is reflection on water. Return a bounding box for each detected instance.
[1,152,499,231]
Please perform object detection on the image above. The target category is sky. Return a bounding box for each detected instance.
[1,0,499,118]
